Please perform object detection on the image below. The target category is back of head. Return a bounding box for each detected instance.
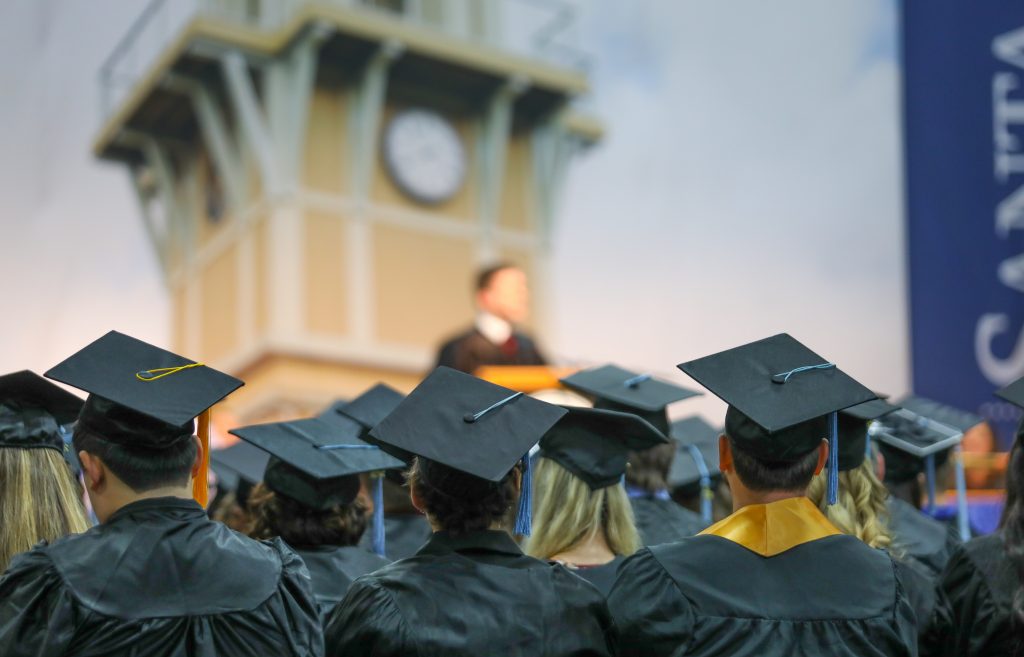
[0,447,90,571]
[247,482,369,548]
[1000,426,1024,652]
[409,457,518,535]
[807,457,894,551]
[526,457,639,560]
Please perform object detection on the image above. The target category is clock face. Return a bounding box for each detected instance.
[383,108,467,205]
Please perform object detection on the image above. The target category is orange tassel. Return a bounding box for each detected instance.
[193,409,211,508]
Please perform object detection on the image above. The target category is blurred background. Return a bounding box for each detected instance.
[0,1,1018,509]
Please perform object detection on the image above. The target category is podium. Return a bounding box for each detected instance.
[473,366,577,393]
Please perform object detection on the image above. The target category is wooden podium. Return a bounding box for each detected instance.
[473,366,577,393]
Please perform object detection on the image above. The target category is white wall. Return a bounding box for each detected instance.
[0,0,907,427]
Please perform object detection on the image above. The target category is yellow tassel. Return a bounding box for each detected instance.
[136,362,205,382]
[193,409,211,508]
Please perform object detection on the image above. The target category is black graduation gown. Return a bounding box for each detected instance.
[938,533,1018,657]
[435,328,546,374]
[323,529,616,657]
[294,545,390,622]
[888,497,960,577]
[630,495,707,546]
[895,558,954,657]
[555,556,626,597]
[0,497,322,657]
[356,513,433,561]
[607,498,917,657]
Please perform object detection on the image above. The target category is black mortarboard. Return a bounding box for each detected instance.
[836,399,900,471]
[210,440,271,491]
[45,331,244,449]
[321,383,411,466]
[537,406,667,490]
[667,416,722,489]
[369,366,567,535]
[229,415,404,511]
[871,408,963,477]
[560,365,700,436]
[897,395,985,433]
[0,370,83,453]
[678,334,876,462]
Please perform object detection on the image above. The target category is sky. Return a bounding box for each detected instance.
[0,0,905,424]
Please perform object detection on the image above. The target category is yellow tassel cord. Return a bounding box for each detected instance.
[192,409,211,508]
[135,362,205,381]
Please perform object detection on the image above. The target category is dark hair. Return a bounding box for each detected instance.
[409,457,518,535]
[73,427,196,493]
[729,437,822,492]
[247,482,369,547]
[475,263,519,293]
[625,443,675,493]
[1000,427,1024,655]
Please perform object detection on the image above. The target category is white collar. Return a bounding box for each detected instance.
[475,311,513,346]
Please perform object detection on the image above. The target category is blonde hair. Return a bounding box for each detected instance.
[0,448,90,571]
[525,457,640,560]
[807,457,894,551]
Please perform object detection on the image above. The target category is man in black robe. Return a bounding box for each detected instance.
[435,263,547,374]
[607,334,917,657]
[0,331,322,657]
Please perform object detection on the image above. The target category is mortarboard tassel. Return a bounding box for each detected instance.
[514,454,533,536]
[827,411,839,505]
[953,445,971,542]
[685,443,714,525]
[371,472,386,557]
[193,409,211,508]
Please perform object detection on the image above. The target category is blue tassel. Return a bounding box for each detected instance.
[514,454,532,536]
[685,444,713,525]
[953,445,971,541]
[827,411,839,505]
[924,453,937,514]
[371,474,386,557]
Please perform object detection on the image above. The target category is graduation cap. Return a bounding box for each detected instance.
[230,415,405,555]
[870,407,969,539]
[0,370,83,453]
[677,333,876,505]
[667,416,722,524]
[321,384,411,468]
[560,365,701,436]
[896,395,985,433]
[45,330,244,507]
[537,406,668,490]
[210,440,271,507]
[369,366,567,536]
[836,399,900,472]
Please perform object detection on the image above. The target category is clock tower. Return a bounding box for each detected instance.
[93,0,599,423]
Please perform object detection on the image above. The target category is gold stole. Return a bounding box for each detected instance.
[699,496,840,557]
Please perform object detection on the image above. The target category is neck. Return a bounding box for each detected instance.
[550,530,616,566]
[93,483,194,523]
[730,486,807,512]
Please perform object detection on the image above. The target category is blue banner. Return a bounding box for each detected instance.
[903,3,1024,447]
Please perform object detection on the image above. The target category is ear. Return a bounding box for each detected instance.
[79,450,106,493]
[189,435,204,479]
[812,439,829,476]
[409,482,426,515]
[718,435,733,473]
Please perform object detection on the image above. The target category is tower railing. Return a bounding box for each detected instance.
[98,0,590,126]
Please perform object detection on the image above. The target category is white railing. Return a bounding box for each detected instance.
[98,0,590,125]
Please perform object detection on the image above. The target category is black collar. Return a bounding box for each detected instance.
[106,496,206,524]
[417,529,523,557]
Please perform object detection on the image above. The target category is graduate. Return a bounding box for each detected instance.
[667,416,723,525]
[323,367,616,657]
[606,334,917,657]
[208,438,268,531]
[875,406,966,576]
[806,399,952,656]
[231,413,404,621]
[0,331,323,657]
[0,370,90,572]
[936,378,1024,657]
[561,364,707,544]
[526,406,664,595]
[320,383,432,560]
